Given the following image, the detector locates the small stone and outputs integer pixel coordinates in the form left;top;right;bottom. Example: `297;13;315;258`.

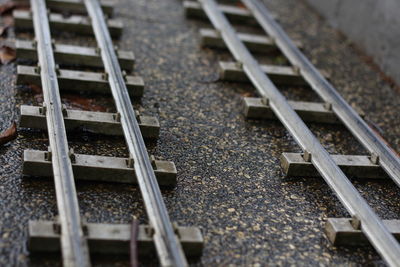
325;133;333;142
237;231;245;239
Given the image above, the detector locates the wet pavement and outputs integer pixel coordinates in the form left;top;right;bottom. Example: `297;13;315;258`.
0;0;399;266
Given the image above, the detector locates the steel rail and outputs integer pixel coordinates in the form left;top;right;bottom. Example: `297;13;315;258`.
30;0;91;266
82;0;188;266
199;0;400;266
243;0;400;187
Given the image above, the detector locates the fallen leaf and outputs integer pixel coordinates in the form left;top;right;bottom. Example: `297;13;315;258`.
0;26;8;36
0;1;16;15
26;85;107;112
0;45;16;64
32;93;106;112
235;2;246;9
240;91;256;97
0;1;29;15
63;94;107;112
0;121;17;145
29;84;42;94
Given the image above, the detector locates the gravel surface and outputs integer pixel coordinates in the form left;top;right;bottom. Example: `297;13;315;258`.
0;0;399;266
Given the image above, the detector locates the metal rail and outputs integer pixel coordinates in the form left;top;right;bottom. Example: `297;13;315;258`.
30;0;90;266
198;0;400;266
82;0;188;266
243;0;400;187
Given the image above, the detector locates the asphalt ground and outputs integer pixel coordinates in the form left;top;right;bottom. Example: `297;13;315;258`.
0;0;399;266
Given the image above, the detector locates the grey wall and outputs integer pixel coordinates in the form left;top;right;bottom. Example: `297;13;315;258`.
305;0;400;85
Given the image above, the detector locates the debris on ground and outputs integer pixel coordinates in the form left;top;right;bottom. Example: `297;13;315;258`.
0;1;16;15
62;94;108;112
0;1;29;36
0;45;15;64
28;84;42;94
0;1;29;15
1;14;15;34
0;122;17;145
27;84;107;112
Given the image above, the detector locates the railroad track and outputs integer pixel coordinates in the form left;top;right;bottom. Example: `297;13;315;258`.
184;0;400;266
16;0;203;266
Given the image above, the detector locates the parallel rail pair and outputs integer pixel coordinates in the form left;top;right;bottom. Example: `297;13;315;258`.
18;0;203;266
184;0;400;266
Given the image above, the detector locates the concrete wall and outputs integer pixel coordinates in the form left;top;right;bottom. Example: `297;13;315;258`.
305;0;400;85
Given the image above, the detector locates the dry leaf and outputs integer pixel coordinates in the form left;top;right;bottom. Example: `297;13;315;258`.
0;1;16;15
240;91;256;97
0;26;8;36
32;92;107;112
63;94;107;112
0;121;17;145
0;1;29;15
236;2;246;9
29;84;42;94
0;45;16;64
32;93;106;112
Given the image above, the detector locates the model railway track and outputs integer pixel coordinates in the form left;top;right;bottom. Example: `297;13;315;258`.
17;0;203;266
184;0;400;266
